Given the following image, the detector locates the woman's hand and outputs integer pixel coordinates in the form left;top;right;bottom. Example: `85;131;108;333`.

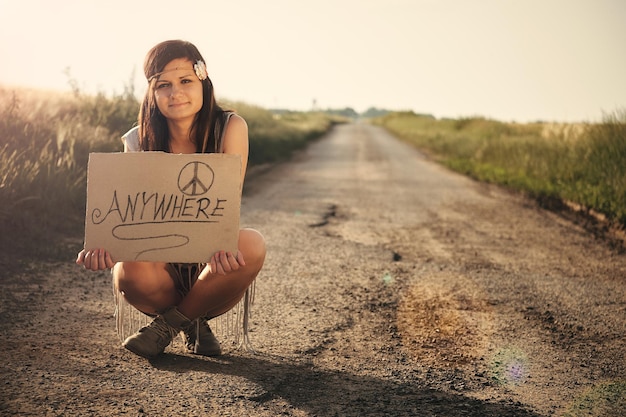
76;248;115;271
210;250;246;275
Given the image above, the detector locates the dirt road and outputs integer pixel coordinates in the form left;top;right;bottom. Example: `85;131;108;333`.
1;122;625;416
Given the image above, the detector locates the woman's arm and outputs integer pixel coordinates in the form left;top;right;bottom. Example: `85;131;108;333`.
211;114;249;274
221;114;249;187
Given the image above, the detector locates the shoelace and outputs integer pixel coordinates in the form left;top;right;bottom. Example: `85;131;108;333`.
146;317;176;341
183;319;215;344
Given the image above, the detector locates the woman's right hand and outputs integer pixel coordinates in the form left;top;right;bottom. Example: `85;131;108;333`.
210;250;245;275
76;248;115;271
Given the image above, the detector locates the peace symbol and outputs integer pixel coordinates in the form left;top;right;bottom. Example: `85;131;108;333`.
177;161;214;196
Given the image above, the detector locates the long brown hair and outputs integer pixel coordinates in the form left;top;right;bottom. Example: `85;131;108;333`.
138;40;228;153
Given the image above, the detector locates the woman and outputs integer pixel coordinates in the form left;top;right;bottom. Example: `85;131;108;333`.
76;40;266;359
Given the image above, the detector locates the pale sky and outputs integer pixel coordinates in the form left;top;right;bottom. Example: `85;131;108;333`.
1;0;625;122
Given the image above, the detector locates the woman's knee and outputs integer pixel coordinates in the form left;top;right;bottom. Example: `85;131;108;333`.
113;261;173;294
239;228;266;266
113;262;178;313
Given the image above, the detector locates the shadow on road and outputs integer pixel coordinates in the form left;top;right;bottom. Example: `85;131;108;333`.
150;352;540;417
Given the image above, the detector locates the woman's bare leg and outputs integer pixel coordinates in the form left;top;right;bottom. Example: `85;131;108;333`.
113;261;181;315
117;228;265;358
113;228;265;319
177;228;266;320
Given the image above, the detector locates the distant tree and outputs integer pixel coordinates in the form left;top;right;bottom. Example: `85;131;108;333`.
361;107;391;118
324;107;359;119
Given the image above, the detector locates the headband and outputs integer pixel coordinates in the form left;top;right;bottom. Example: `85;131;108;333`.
148;59;208;82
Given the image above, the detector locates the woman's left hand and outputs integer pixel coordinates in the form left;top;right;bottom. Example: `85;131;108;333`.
210;250;246;275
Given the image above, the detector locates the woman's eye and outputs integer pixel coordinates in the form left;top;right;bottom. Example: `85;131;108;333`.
181;78;192;84
156;83;170;89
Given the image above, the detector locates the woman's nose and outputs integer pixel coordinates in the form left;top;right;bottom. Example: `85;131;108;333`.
170;83;182;97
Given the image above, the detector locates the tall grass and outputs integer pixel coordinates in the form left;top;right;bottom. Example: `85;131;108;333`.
0;87;338;258
373;111;626;227
0;87;136;256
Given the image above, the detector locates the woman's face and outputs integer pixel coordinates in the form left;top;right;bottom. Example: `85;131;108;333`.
153;58;204;123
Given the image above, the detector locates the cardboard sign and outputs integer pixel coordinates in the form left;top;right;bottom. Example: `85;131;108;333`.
84;152;241;263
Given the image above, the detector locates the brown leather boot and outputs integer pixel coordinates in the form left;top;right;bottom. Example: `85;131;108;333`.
181;317;222;356
123;307;192;359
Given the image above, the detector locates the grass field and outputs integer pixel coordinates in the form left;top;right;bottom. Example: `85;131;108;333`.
373;111;626;229
0;86;341;257
2;84;623;258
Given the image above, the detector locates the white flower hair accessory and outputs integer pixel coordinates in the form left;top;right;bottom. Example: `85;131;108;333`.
194;60;208;81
